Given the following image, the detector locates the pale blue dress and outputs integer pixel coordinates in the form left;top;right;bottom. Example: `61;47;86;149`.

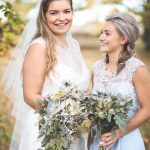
90;56;145;150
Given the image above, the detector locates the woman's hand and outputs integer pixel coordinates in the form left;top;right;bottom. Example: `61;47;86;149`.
99;129;123;150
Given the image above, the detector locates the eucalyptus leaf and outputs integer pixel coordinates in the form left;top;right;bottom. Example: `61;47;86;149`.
114;115;127;130
107;114;112;122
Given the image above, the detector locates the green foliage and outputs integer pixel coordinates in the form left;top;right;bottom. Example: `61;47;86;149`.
99;0;150;50
101;0;121;4
0;0;24;56
37;82;91;150
141;1;150;50
0;103;14;150
140;121;150;150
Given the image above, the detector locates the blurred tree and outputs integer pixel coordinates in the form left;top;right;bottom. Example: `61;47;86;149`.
101;0;121;4
15;0;21;3
87;0;95;7
0;0;24;56
142;0;150;50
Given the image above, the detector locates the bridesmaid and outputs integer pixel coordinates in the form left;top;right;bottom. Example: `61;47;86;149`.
90;12;150;150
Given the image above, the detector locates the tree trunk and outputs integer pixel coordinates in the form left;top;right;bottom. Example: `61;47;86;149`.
143;0;150;50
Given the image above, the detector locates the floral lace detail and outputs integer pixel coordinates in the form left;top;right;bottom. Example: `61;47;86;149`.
92;56;146;117
56;38;83;74
31;37;83;75
92;57;145;94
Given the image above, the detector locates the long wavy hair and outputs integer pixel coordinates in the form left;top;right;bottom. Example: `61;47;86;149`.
33;0;73;75
105;13;140;74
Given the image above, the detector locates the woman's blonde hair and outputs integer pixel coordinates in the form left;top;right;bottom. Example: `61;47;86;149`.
33;0;73;75
105;13;140;74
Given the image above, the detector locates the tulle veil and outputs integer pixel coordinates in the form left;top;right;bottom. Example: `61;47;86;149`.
1;1;41;149
1;0;75;149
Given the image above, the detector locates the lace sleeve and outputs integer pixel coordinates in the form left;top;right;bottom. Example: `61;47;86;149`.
127;57;146;73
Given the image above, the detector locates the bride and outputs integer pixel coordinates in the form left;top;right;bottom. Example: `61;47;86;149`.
2;0;89;149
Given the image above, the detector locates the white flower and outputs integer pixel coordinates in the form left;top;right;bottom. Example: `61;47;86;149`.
109;109;115;115
120;101;125;106
120;108;125;113
68;101;81;115
98;112;105;118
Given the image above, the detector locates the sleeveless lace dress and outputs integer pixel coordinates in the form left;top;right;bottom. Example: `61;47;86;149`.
15;36;90;150
90;57;145;150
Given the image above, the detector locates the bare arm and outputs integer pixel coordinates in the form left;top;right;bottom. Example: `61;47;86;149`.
100;67;150;149
113;67;150;137
22;43;47;110
87;71;93;92
120;67;150;134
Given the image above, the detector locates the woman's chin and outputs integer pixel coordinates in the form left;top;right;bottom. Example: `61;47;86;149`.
100;49;108;53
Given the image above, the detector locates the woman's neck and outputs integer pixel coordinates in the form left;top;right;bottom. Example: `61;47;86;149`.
105;56;118;74
107;47;123;65
55;34;66;41
107;54;119;65
54;35;68;49
107;49;122;65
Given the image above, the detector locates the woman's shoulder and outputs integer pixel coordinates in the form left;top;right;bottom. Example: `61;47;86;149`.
26;37;46;57
30;36;46;48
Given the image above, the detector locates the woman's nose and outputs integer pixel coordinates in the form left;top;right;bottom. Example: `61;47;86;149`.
58;13;65;21
99;33;105;41
99;34;103;41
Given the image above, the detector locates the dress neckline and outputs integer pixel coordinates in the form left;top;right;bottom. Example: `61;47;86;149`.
56;37;70;51
101;58;117;76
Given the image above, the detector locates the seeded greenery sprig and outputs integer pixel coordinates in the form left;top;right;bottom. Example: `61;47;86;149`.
36;82;133;150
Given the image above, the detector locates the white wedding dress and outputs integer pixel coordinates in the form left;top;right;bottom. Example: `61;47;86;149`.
90;56;145;150
10;36;89;150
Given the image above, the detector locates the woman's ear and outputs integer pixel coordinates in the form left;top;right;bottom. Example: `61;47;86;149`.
121;36;128;45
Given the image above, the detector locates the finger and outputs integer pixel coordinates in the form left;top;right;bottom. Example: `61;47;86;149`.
107;143;114;150
100;136;107;141
105;137;113;143
99;137;114;148
100;135;113;142
104;139;114;147
101;132;112;138
99;141;106;146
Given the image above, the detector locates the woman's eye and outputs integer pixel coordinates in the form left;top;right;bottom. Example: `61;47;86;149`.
66;10;71;13
106;32;110;35
100;31;110;37
64;10;72;14
49;12;58;15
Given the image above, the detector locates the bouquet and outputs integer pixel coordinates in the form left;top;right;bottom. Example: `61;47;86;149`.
84;91;133;137
37;82;91;150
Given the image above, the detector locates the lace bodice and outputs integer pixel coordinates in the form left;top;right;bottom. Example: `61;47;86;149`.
92;57;145;117
56;38;83;74
30;36;90;95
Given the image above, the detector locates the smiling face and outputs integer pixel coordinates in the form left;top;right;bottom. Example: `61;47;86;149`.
99;21;126;55
45;0;73;36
